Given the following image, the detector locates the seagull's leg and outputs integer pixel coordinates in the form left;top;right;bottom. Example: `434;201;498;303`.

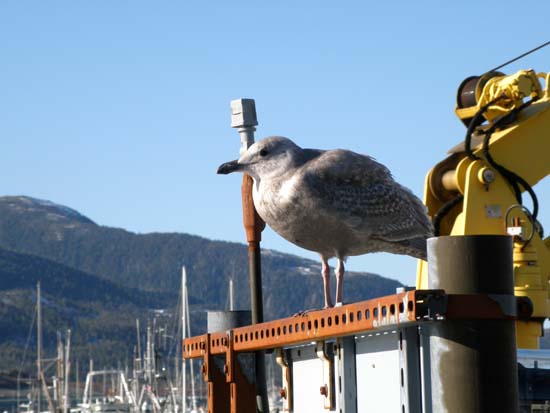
335;258;345;306
321;256;333;308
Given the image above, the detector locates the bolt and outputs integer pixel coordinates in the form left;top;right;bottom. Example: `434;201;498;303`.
279;388;287;399
320;385;328;396
480;168;496;184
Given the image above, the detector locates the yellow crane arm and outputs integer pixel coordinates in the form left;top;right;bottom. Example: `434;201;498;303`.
417;70;550;349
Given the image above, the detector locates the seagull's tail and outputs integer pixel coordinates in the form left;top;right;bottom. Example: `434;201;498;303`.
395;237;428;261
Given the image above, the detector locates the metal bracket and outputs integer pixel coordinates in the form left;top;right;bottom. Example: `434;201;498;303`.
315;341;335;410
225;330;235;383
336;337;357;413
276;348;292;412
201;334;230;412
201;333;211;381
414;290;447;320
488;293;518;317
446;293;520;319
224;331;256;413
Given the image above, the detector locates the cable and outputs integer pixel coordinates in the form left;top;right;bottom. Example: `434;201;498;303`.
18;301;37;374
440;42;549;236
464;96;504;160
489;41;550;73
433;194;464;236
466;40;550;157
482;100;538;215
480;98;544;237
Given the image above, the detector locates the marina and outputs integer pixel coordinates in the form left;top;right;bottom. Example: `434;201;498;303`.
1;8;550;410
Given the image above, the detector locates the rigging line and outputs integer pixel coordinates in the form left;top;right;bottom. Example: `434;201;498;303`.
18;301;38;375
489;41;550;73
433;194;464;236
166;288;182;358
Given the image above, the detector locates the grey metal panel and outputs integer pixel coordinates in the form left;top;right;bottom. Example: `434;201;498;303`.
399;327;422;413
289;344;336;412
419;326;432;413
336;336;357;413
355;331;401;412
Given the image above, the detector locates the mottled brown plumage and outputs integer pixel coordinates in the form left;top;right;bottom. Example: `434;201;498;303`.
218;136;433;307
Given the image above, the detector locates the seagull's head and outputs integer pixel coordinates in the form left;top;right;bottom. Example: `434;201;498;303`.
217;136;301;181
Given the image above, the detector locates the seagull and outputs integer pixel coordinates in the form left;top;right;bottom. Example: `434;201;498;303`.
217;136;433;308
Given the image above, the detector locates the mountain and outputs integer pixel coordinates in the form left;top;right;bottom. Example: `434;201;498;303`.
0;196;401;316
0;247;167;372
0;196;402;373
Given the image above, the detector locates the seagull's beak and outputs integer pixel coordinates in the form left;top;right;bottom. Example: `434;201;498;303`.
217;159;241;175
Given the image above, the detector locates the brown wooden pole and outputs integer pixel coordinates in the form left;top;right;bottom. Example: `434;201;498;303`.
241;174;266;323
241;173;269;412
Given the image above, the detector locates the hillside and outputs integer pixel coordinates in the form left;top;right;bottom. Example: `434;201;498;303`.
0;196;402;373
0;196;401;317
0;247;168;372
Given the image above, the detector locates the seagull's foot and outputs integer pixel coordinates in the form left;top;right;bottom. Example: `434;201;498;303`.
293;307;327;317
292;309;311;317
334;302;344;308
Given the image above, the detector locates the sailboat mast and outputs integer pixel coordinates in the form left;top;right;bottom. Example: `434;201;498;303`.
64;329;71;413
229;278;234;311
57;332;63;405
37;281;42;413
181;266;187;413
76;360;80;402
185;274;197;412
146;323;156;385
136;319;142;372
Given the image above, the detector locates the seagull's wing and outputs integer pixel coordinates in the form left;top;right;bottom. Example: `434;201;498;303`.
301;149;433;241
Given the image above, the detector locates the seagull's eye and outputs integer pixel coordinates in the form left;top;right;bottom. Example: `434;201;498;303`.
259;149;269;157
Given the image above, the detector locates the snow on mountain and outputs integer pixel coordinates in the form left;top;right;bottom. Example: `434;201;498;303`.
1;195;96;225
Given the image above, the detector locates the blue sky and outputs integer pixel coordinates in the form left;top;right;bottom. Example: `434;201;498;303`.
1;1;549;286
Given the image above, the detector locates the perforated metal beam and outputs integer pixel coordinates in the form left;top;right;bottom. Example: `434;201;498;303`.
183;289;520;360
184;290;445;359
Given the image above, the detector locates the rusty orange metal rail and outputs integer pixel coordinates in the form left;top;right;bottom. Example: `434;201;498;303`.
183;289;521;413
183;289;519;359
183;289;449;359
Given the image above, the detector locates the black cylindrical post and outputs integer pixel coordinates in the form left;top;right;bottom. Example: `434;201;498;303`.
425;235;519;412
248;243;264;324
207;310;252;333
248;243;269;412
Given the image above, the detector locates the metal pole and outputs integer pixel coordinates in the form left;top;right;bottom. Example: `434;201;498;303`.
37;282;42;413
64;330;71;413
230;98;269;412
425;235;519;412
229;278;234;311
89;359;93;404
185;282;197;412
57;331;63;405
76;361;80;403
181;266;187;413
136;319;142;372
